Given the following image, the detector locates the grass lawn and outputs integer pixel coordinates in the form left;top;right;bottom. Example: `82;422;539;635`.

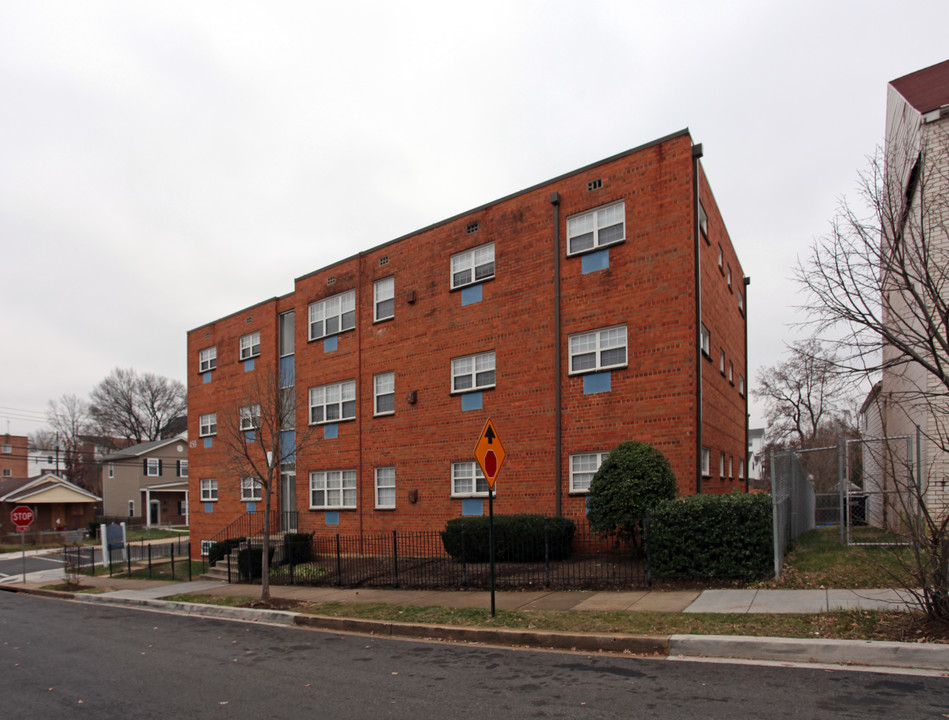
757;526;914;589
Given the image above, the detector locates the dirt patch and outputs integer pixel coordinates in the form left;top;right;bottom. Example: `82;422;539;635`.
243;597;308;612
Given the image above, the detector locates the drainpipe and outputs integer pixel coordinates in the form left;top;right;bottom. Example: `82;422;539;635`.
744;276;751;494
357;253;364;547
551;191;563;516
692;143;704;494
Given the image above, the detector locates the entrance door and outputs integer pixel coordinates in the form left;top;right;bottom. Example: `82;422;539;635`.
280;470;297;532
149;500;160;526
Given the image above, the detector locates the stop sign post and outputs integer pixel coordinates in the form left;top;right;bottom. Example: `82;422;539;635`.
10;505;34;584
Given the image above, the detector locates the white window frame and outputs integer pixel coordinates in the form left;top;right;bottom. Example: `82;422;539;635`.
700;324;710;357
200;540;213;557
450;242;495;290
200;478;218;502
718;244;724;271
374;372;395;416
570;451;610;494
720;349;726;375
727;264;733;290
739;375;745;397
128;500;135;517
1;444;11;454
451;461;490;497
240;477;263;501
728;361;734;384
199;346;217;373
146;458;160;477
699;201;709;241
739;459;745;479
720;452;725;477
240;331;260;360
568;325;627;375
239;404;261;431
374;277;395;322
309;469;357;509
308;289;356;341
738;289;744;314
178;460;189;478
375;466;396;509
199;412;217;437
451;351;496;393
309;380;356;424
701;447;710;476
566;201;625;256
729;456;734;479
2;469;11;478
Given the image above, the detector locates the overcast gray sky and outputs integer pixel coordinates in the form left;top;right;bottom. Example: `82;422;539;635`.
2;0;947;438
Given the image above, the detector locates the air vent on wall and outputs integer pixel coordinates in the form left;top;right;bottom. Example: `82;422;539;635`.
379;255;389;266
587;178;603;191
327;276;336;285
466;221;479;234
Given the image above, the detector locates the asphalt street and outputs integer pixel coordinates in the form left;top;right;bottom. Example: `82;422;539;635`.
2;591;947;719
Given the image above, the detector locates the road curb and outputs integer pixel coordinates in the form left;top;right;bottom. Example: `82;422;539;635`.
4;584;947;672
670;634;949;672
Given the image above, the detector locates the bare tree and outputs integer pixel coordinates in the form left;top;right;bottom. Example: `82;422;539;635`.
754;338;856;447
796;130;949;620
216;368;315;602
89;368;186;447
46;394;92;488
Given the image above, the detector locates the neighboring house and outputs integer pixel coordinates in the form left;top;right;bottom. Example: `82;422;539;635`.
0;473;100;533
100;434;190;527
875;59;949;520
1;434;29;480
188;130;749;552
747;428;765;482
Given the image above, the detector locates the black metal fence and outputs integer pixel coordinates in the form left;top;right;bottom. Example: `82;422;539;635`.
63;538;195;581
229;523;649;590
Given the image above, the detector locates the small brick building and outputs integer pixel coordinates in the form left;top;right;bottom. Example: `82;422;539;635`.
187;130;748;552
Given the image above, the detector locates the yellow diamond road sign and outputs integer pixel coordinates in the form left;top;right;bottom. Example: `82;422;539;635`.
474;418;506;489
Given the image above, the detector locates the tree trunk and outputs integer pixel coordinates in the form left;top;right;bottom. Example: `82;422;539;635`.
261;483;271;601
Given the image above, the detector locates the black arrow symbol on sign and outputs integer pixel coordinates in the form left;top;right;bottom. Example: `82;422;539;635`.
485;426;496;444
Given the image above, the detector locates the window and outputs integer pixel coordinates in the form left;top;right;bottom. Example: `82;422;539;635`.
451;351;495;393
700;324;710;357
241;477;263;501
719;452;725;478
1;444;11;454
146;458;161;477
374;372;395;416
239;404;261;431
128;500;134;517
177;460;189;478
567;201;625;255
199;346;217;372
451;461;489;497
569;325;627;374
309;469;357;509
200;478;218;502
727;265;733;290
240;331;260;360
739;375;745;396
699;202;709;242
200;540;213;556
738;290;744;315
728;361;734;384
375;466;396;508
2;469;10;478
717;245;724;272
279;311;295;357
178;499;188;516
739;459;745;479
701;448;710;476
374;277;395;321
719;349;726;375
308;289;356;340
450;242;495;289
309;380;356;424
570;451;610;493
199;412;217;437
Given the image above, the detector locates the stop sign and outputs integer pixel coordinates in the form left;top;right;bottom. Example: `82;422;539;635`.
11;505;34;531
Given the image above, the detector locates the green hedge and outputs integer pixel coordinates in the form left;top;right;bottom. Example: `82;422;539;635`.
284;532;315;565
441;515;576;563
237;545;276;581
208;537;245;566
649;492;773;581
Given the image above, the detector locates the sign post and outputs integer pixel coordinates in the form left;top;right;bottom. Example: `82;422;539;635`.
11;505;35;584
474;419;506;617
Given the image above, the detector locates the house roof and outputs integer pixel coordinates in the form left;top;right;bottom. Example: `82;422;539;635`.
101;434;187;461
890;58;949;114
0;472;101;503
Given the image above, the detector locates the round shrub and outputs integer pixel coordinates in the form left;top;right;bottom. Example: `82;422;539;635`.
586;441;677;541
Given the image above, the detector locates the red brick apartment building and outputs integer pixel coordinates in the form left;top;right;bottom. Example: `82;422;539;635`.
187;129;748;552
